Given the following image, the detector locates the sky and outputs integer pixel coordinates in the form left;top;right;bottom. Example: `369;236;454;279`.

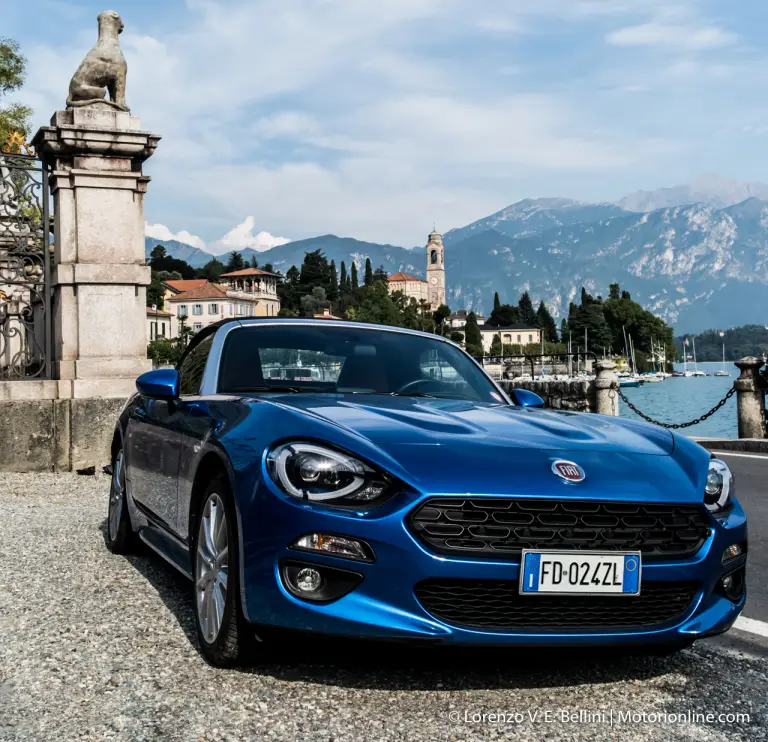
6;0;768;252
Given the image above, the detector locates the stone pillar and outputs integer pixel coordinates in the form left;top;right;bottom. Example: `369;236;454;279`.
594;359;619;416
32;108;160;398
734;357;766;439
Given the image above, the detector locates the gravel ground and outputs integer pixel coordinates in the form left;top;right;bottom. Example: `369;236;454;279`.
1;472;767;742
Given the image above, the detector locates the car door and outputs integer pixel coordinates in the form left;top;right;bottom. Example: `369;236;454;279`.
125;336;215;534
124;389;184;533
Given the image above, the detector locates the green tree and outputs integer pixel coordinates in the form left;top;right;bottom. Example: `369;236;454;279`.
150;245;167;261
148;247;197;279
490;333;503;356
299;249;330;295
450;331;464;344
278;264;301;314
493;292;501;313
355;280;403;326
328;259;339;301
249;255;259;269
433;304;451;335
464;312;483;357
518;291;536;326
609;283;620;300
488;302;520;327
339;261;348;294
351;262;359;290
199;258;225;282
560;318;569;343
372;265;388;283
300;286;330;317
147;338;183;367
0;38;32;149
364;258;373;286
225;251;245;273
535;300;558;342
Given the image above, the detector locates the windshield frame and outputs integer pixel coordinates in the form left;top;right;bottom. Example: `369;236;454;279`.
200;319;512;405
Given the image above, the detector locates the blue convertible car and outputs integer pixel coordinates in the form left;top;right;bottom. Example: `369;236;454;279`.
106;319;747;666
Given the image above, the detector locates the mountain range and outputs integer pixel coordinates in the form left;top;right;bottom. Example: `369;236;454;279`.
146;176;768;334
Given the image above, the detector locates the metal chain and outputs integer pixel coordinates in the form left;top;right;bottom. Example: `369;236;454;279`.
613;383;736;430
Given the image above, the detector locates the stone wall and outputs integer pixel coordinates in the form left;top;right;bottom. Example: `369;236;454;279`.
0;395;122;472
500;379;596;413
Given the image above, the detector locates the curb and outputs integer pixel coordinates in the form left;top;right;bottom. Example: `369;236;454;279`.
692;437;768;454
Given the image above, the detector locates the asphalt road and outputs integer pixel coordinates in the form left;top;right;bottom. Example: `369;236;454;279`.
711;452;768;625
1;470;767;742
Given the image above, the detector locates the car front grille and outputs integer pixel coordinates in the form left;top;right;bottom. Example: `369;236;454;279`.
409;498;710;560
414;579;698;631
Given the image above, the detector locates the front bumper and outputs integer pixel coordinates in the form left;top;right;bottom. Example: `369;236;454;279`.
237;483;748;646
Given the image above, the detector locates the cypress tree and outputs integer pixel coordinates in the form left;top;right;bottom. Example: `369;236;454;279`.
518;291;536;326
351;262;359;289
339;261;348;293
328;260;339;300
364;257;373;286
493;292;501;313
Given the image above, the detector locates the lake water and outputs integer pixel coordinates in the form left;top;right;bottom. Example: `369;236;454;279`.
618;362;739;439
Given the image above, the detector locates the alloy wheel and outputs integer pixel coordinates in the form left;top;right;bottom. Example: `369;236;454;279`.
196;493;229;644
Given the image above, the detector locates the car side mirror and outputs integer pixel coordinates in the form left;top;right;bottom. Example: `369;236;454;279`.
136;368;180;400
510;388;545;408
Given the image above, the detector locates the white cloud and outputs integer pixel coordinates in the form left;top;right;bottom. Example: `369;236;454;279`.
208;217;291;255
13;0;757;246
144;222;207;249
607;22;737;51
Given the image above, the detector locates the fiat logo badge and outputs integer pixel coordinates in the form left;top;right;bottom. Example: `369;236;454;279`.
552;460;585;483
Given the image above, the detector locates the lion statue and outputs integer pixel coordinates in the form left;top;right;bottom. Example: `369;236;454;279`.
66;10;129;112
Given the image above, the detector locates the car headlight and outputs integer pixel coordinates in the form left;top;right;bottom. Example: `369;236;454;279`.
704;458;733;513
266;442;394;506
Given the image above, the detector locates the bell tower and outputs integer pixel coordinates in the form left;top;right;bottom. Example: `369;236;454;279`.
425;229;446;309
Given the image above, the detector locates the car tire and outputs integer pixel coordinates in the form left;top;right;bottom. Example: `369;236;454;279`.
105;448;138;554
192;476;255;667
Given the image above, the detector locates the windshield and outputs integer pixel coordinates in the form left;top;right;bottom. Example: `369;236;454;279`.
217;324;506;404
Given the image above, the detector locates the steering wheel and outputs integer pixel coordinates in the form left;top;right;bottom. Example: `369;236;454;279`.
394;378;443;394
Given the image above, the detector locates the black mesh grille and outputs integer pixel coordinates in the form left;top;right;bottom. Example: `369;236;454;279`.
409;498;710;560
414;579;698;631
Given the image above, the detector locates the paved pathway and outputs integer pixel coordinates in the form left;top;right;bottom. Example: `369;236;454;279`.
0;471;766;742
708;451;768;652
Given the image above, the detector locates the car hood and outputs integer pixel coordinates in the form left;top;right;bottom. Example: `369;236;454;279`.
260;394;674;456
231;394;711;501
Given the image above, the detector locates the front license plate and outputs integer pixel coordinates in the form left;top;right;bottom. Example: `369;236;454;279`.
519;550;641;595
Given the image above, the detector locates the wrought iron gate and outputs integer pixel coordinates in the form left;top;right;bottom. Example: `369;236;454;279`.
0;146;51;380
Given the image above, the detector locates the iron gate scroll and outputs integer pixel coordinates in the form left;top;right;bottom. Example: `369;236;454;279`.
0;148;51;380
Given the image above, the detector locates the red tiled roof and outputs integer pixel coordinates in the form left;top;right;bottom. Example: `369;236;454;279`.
164;279;207;293
220;268;279;278
166;283;228;301
388;272;426;283
313;308;342;319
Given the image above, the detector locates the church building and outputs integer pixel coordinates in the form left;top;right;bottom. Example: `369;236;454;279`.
387;229;447;310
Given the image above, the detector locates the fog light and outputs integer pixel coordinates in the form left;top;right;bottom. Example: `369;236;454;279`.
721;567;746;602
292;533;374;562
295;567;323;593
281;560;364;603
722;543;744;563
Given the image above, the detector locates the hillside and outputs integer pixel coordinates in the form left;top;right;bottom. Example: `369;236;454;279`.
146;195;768;334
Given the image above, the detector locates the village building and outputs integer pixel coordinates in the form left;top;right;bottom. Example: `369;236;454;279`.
447;309;485;329
478;324;541;354
146;307;173;341
387;271;429;305
387;229;447;311
158;268;281;338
